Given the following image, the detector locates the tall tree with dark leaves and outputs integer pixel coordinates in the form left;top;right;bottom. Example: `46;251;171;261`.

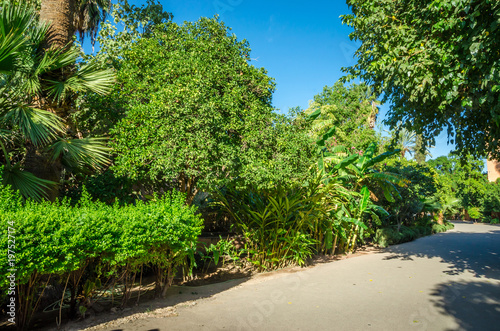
342;0;500;159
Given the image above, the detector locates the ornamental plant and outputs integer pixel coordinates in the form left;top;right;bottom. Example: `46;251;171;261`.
0;185;203;329
109;16;280;204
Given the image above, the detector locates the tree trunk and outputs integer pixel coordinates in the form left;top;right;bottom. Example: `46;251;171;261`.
23;145;61;201
40;0;77;49
415;134;426;164
28;1;78;200
437;212;444;225
464;209;471;221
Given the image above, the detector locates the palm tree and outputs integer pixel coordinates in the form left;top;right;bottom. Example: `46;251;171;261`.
388;123;433;161
39;0;111;49
394;127;417;158
0;2;113;200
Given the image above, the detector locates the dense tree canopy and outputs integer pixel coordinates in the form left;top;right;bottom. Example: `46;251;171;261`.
342;0;500;159
428;154;487;209
109;17;312;203
304;81;379;152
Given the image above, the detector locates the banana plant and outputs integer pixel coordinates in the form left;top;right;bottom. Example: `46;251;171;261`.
333;143;404;203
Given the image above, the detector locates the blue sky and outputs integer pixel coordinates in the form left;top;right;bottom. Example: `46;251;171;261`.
85;0;457;160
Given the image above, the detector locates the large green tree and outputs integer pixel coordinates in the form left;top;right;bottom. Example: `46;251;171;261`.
342;0;500;159
109;17;310;204
428;154;487;209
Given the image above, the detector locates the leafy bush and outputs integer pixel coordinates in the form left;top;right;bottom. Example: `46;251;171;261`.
374;226;416;248
0;186;202;329
379;159;440;229
480;182;500;218
432;222;455;233
374;221;453;248
491;218;499;225
216;184;321;270
467;207;483;220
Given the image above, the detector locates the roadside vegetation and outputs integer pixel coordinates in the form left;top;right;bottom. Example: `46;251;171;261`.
1;0;499;329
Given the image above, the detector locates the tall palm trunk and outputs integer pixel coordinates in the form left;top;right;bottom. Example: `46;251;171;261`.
29;0;78;200
40;0;77;49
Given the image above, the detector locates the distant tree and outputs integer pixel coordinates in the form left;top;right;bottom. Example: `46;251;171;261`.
414;135;426;164
304;81;379;152
428;154;487;210
342;0;500;159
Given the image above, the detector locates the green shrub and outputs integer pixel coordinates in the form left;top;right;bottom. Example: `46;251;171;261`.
491;218;499;224
0;186;203;328
374;227;401;247
467;207;483;220
432;221;455;233
216;184;322;270
374;221;453;248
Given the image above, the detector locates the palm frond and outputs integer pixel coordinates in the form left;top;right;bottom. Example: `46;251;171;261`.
0;128;13;144
2;105;65;146
1;162;56;201
48;137;111;170
0;2;33;72
67;61;115;94
74;0;112;46
45;60;114;101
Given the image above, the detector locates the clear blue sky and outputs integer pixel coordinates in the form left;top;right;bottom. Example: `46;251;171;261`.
86;0;458;160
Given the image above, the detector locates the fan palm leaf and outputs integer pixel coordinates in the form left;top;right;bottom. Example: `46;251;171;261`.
48;137;111;170
1;104;64;146
0;1;37;72
1;162;56;201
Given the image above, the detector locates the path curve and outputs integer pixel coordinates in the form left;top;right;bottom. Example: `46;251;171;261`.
90;222;500;331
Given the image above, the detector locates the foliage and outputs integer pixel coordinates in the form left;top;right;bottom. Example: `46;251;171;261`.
73;0;172;137
235;109;316;192
467;206;482;220
197;237;245;273
428;154;487;210
432;222;455;234
106;16;289;203
216;184;321;270
374;221;454;247
342;0;500;159
304;81;379;152
332;143;403;203
439;195;461;220
378;159;441;229
0;185;203;329
0;1;113;200
480;182;500;217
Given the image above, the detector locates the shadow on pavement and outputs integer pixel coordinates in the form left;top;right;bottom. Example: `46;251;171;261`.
382;224;500;280
429;280;500;331
33;278;248;331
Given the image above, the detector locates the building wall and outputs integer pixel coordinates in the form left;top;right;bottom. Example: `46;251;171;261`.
487;159;500;182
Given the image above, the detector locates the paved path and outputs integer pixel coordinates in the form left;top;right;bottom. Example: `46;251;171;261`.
99;222;500;331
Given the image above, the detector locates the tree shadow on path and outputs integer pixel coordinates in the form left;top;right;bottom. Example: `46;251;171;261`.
429;280;500;331
382;223;500;280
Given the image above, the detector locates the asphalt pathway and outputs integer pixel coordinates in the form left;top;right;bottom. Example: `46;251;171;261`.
100;222;500;331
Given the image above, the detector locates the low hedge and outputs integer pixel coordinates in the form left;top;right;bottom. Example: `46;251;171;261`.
374;222;454;248
0;186;203;329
